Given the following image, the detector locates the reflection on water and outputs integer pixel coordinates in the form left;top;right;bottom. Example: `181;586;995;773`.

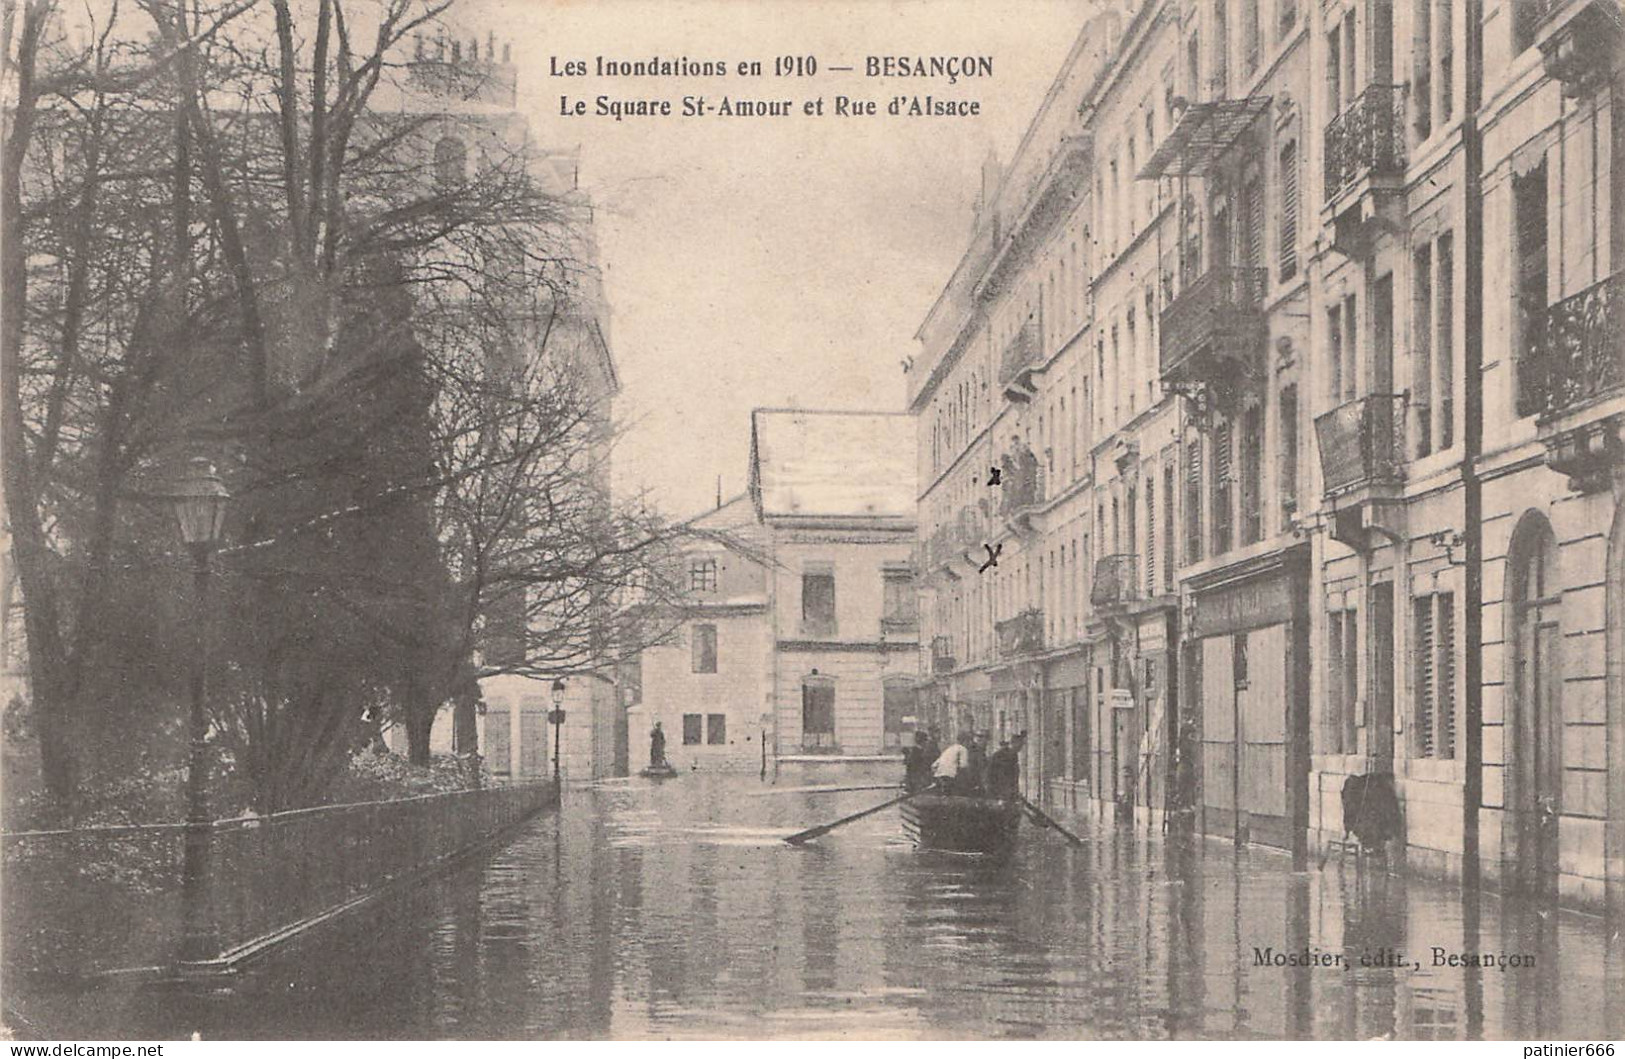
9;773;1622;1039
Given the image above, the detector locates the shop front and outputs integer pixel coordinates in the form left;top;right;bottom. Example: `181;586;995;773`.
1183;546;1312;865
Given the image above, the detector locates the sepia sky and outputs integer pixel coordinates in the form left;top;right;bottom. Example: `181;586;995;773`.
474;0;1091;519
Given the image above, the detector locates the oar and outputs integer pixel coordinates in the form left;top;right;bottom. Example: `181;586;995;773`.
783;792;916;846
754;784;902;797
1019;796;1087;847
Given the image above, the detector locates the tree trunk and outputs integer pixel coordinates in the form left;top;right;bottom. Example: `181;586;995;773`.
403;673;435;766
452;698;478;757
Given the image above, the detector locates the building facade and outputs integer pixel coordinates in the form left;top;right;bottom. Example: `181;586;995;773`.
629;494;773;773
909;0;1622;911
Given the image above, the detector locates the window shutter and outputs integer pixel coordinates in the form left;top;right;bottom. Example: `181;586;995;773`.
1437;593;1456;759
1145;475;1157;594
1279;143;1298;281
1414;596;1436;757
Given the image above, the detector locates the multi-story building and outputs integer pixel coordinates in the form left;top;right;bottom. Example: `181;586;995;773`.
632;409;919;776
628;493;772;773
751;409;921;771
910;0;1622;912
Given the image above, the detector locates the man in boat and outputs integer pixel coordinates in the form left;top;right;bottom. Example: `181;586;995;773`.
931;737;971;794
987;732;1026;800
903;729;935;792
650;721;667;768
965;732;990;794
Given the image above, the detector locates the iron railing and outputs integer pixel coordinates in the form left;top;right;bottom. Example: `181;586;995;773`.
995;608;1044;658
1523;272;1623;419
2;783;555;979
1314;393;1408;494
1159;267;1268;379
1323;83;1407;201
1090;553;1140;607
998;319;1041;386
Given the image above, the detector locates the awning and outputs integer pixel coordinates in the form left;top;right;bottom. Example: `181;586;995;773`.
1137;96;1273;179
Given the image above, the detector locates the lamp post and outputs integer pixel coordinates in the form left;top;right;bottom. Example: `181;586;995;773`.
169;457;229;962
549;678;566;787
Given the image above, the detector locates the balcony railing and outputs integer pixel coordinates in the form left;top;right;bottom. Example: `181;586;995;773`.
1323;83;1407;202
1090;553;1140;607
995;608;1044;659
931;635;957;675
1314;393;1407;495
1521;273;1622;420
1160;267;1268;386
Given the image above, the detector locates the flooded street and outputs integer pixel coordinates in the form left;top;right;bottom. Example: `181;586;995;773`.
14;772;1624;1040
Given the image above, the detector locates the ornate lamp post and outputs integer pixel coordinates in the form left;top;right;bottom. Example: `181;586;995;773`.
549;678;566;787
168;457;229;962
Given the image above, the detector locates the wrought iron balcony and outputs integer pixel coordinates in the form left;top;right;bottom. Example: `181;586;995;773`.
1090;553;1140;608
1314;393;1407;495
1323;83;1406;202
1159;267;1268;389
995;608;1044;659
1524;272;1623;420
931;635;957;675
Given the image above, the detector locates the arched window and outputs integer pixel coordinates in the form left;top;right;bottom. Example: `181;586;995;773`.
434;136;467;188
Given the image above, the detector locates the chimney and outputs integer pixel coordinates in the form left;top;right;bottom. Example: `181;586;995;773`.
716;476;723;510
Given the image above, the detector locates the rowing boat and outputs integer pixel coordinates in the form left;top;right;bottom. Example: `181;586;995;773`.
899;792;1021;855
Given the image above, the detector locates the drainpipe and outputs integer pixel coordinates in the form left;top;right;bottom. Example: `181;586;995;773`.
1461;0;1485;904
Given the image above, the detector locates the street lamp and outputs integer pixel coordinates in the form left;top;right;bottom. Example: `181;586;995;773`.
168;457;229;962
549;678;566;787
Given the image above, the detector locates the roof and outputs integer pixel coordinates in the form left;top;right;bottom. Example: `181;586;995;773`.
748;410;917;522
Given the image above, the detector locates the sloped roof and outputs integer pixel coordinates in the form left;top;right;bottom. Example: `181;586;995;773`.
749;410;916;522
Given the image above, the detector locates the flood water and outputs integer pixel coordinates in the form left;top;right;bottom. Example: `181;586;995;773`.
11;772;1624;1039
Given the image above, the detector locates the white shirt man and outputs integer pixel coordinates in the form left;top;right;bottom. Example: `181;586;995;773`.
932;741;969;780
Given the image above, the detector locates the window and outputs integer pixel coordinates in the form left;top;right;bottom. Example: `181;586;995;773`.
691;623;717;673
1278;0;1297;39
1514;161;1549;418
1212;0;1229;95
707;713;727;745
1327;610;1359;754
1244;0;1261;75
1413;242;1435;457
1278;142;1299;282
1413;0;1433;141
1240;405;1263;545
1162;463;1177;592
883;568;917;629
1412;592;1457;760
883;682;913;749
434;136;467;187
690;557;718;592
1233;633;1250;689
1212;421;1233;556
683;714;703;745
1512;0;1540;54
1184;438;1204;564
1437;0;1454;123
1437;232;1454;448
802;682;836;749
802;570;836;635
1278;385;1299;530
